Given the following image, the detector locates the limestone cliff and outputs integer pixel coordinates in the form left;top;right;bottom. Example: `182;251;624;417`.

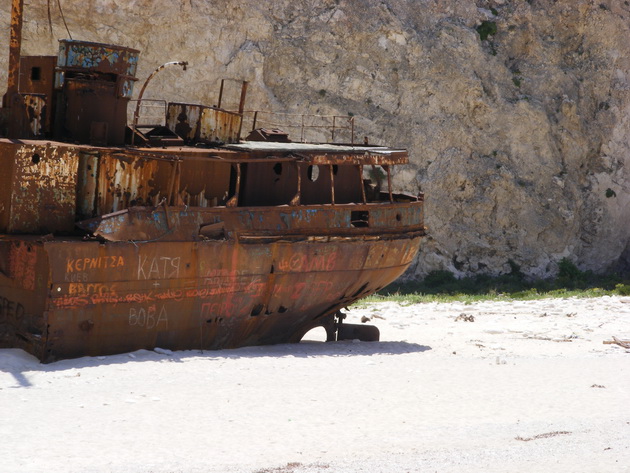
2;0;629;278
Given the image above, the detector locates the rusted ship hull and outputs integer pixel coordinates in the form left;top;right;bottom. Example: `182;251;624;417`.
0;135;424;362
1;232;421;362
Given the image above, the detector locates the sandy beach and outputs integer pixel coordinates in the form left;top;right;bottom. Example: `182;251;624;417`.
1;296;629;472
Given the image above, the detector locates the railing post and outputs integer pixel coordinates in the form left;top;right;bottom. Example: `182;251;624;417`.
217;79;225;109
238;81;248;114
350;116;355;145
252;111;258;131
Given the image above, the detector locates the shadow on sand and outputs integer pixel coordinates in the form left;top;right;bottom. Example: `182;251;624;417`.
0;340;431;387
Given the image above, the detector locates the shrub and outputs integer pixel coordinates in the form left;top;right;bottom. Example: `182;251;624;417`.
423;270;457;288
615;284;630;296
477;21;497;41
558;258;583;281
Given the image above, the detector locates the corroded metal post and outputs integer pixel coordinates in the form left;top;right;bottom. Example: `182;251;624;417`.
237;81;248;139
217;79;225;109
238;81;248;114
3;0;24;108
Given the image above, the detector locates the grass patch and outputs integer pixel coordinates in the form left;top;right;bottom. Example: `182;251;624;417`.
356;258;629;305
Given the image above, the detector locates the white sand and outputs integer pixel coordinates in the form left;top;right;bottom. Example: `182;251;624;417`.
1;296;629;472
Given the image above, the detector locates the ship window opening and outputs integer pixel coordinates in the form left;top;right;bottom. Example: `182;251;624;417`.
273;163;283;175
332;164;339;175
396;213;402;221
307;165;319;182
31;153;41;164
250;304;264;317
31;67;41;81
350;210;369;228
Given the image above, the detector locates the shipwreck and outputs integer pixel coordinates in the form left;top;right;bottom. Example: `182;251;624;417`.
0;0;425;362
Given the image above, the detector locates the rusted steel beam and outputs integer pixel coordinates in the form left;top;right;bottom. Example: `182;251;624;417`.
3;0;23;108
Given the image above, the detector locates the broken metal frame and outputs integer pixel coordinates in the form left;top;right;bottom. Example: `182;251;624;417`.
248;110;355;144
132;61;188;145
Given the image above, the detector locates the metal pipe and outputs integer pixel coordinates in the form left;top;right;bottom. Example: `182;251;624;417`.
3;0;24;108
227;163;241;207
132;60;187;145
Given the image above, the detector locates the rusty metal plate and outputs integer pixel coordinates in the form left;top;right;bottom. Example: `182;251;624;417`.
167;102;242;144
0;140;79;233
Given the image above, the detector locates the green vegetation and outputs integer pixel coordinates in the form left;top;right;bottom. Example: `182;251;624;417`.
356;258;629;305
512;76;522;87
477;21;497;41
606;188;616;198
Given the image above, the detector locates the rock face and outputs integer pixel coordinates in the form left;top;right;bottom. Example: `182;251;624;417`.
1;0;629;278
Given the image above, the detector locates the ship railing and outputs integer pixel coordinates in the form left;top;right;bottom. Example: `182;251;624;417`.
128;99;168;128
242;110;355;144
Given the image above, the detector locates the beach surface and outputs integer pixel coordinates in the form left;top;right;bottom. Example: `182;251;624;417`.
1;296;629;472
